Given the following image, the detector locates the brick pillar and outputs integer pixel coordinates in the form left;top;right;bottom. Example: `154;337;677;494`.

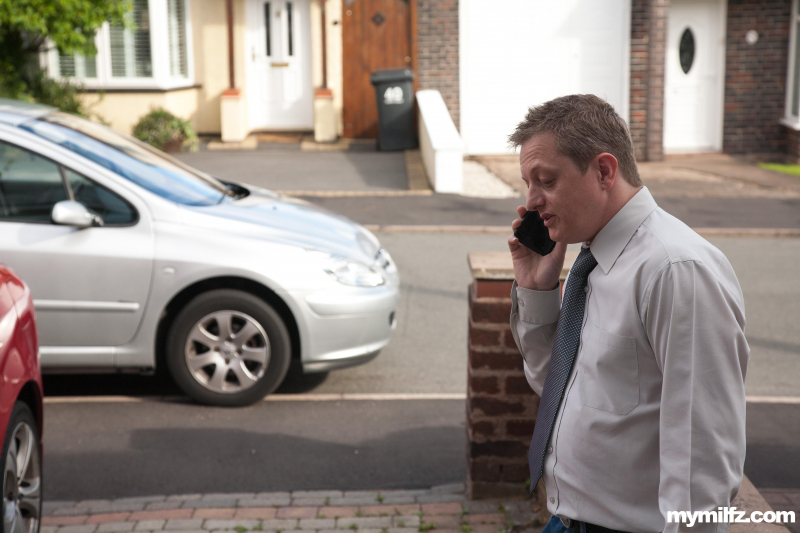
466;276;538;500
645;0;669;162
465;253;573;504
629;0;669;162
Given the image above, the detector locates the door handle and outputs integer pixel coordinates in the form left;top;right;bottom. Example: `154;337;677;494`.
252;47;256;62
271;62;289;67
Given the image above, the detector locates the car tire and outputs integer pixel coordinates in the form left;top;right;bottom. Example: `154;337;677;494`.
1;401;41;533
166;289;292;407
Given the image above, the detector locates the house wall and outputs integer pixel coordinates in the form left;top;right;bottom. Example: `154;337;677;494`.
723;0;792;154
79;89;202;135
191;0;229;134
417;0;460;129
77;0;247;136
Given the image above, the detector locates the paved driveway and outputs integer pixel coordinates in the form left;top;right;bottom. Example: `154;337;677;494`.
173;145;408;192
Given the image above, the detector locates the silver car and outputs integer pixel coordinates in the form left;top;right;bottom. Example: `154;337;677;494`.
0;99;400;406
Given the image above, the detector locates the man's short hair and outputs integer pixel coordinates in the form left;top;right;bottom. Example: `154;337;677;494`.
508;94;642;187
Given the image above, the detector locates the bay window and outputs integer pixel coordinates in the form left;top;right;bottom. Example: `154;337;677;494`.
46;0;193;90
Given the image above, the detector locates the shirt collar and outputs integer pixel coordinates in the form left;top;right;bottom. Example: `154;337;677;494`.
588;186;658;274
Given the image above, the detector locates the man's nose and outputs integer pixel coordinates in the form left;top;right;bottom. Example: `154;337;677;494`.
527;184;544;212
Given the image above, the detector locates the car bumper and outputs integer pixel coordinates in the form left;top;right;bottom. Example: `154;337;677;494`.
296;283;399;373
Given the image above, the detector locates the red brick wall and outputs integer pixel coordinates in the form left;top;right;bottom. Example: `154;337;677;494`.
467;279;540;499
417;0;460;129
724;0;792;154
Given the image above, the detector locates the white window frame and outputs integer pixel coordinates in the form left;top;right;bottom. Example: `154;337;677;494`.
44;0;195;91
782;0;800;129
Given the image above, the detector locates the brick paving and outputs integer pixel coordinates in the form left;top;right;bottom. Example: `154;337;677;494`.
42;485;545;533
43;485;800;533
758;489;800;533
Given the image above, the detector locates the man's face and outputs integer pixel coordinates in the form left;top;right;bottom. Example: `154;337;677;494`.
519;133;607;244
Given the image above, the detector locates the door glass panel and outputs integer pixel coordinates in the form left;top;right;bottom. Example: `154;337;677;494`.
64;169;137;226
0;141;68;222
679;27;695;74
793;21;800;116
287;2;294;56
265;2;272;56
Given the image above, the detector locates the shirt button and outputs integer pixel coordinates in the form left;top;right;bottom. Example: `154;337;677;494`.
547;446;553;453
549;497;555;504
584;286;589;293
519;300;525;307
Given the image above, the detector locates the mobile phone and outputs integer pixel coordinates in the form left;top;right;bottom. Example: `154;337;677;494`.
514;210;556;256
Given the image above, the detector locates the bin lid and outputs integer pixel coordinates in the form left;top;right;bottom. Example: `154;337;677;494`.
370;68;415;84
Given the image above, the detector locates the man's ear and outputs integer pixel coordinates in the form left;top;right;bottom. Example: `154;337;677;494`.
596;153;618;191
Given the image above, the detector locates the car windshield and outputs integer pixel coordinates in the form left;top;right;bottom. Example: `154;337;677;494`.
19;112;227;206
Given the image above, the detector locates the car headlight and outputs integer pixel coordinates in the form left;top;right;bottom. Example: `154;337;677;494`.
306;250;386;287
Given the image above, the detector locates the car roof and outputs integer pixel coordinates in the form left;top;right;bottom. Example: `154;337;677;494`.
0;98;55;126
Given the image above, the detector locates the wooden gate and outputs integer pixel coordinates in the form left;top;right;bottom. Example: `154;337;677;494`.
342;0;413;139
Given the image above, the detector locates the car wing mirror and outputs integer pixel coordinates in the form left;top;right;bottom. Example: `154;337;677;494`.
51;200;104;228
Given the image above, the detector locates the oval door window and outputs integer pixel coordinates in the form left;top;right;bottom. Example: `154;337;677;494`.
679;28;695;74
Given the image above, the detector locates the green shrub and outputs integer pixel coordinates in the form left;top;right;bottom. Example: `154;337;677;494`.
133;108;198;152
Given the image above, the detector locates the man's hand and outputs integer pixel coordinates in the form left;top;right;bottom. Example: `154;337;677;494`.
508;206;567;291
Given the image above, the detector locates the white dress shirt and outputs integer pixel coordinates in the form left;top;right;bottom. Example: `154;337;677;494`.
509;187;749;533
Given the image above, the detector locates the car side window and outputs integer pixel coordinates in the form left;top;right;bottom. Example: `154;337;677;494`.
0;140;69;222
63;169;137;225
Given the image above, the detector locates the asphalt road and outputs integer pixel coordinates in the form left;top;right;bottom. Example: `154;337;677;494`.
42;233;800;500
43;399;466;500
295;195;800;229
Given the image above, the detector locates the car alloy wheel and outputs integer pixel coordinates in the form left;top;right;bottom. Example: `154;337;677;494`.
2;415;40;533
185;310;271;394
167;289;292;406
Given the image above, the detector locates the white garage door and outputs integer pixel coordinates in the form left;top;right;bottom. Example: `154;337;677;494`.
459;0;631;155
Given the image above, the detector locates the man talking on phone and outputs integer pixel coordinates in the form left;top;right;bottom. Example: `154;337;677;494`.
506;95;749;533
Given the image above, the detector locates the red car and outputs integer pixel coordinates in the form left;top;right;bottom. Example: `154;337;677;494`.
0;264;43;533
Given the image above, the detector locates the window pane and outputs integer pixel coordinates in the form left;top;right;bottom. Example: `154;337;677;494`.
168;0;189;77
64;169;136;225
110;0;153;78
58;54;98;79
21;112;227;206
84;55;98;78
0;141;68;222
58;54;76;77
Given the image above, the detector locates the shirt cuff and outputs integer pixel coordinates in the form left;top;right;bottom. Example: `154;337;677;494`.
515;279;561;324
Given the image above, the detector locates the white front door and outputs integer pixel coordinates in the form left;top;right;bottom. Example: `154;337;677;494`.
664;0;726;153
246;0;313;130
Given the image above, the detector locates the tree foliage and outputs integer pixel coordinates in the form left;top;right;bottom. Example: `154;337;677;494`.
0;0;131;109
